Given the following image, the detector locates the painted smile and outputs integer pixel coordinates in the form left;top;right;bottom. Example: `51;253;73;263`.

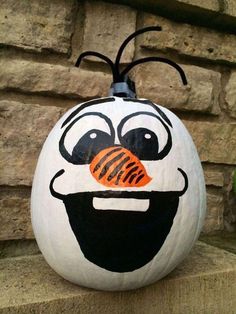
50;168;188;272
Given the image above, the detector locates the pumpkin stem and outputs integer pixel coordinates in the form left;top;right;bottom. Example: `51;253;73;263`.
108;75;136;98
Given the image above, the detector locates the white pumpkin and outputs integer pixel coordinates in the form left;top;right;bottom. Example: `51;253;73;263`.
31;96;206;291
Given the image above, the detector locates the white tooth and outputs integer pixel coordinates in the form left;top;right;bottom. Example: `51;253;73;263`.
93;198;149;212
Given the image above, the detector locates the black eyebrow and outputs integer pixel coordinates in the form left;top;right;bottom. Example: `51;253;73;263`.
61;97;115;128
123;98;173;128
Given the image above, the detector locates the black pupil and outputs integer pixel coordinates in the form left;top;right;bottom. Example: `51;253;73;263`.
121;128;159;160
71;129;113;164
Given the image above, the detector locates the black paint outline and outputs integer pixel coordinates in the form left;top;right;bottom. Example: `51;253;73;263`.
123;98;173;128
61;97;115;129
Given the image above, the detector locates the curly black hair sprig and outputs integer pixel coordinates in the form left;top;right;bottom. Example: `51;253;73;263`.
75;26;187;98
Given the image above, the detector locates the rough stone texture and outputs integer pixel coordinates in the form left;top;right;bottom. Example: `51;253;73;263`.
200;231;236;255
174;0;236;17
204;170;224;187
105;0;236;22
83;1;136;63
225;0;236;18
0;242;235;313
176;0;219;11
224;170;236;232
0;193;33;241
139;13;236;64
0;0;76;54
164;0;236;17
225;71;236;118
203;193;224;233
178;0;236;18
133;63;221;114
104;0;236;35
183;121;236;165
0;240;40;259
180;0;236;17
0;59;111;99
0;100;65;186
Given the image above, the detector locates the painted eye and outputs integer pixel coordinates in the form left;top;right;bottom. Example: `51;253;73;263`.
70;129;113;164
118;112;172;160
59;113;115;164
122;128;159;160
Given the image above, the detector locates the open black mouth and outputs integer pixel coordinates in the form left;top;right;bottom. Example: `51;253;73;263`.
50;169;188;272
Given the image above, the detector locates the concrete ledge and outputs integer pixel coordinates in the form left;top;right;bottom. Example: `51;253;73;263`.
0;242;236;313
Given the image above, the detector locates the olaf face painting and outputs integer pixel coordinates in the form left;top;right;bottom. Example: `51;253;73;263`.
31;97;206;290
31;26;206;291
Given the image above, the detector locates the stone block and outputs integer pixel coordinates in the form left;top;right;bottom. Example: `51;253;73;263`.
139;13;236;64
183;120;236;164
176;0;219;11
204;170;224;187
0;240;39;259
0;192;33;241
133;62;221;114
177;0;236;17
203;193;224;233
222;0;236;18
0;100;65;186
225;71;236;118
0;0;76;54
83;1;136;63
0;242;235;313
0;59;111;99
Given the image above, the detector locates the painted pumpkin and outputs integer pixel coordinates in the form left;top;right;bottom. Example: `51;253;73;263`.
31;27;206;291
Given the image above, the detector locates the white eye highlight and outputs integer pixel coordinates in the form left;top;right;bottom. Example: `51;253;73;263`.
144;133;152;139
90;132;97;139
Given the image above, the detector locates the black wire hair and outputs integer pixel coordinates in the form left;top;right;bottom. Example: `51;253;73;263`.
75;26;187;97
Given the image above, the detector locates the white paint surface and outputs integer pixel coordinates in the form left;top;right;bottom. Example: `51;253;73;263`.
31;97;206;291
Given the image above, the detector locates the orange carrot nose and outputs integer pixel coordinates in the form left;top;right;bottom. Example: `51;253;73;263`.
90;146;151;188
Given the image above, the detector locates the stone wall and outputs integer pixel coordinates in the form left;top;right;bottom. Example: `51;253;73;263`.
0;0;236;241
